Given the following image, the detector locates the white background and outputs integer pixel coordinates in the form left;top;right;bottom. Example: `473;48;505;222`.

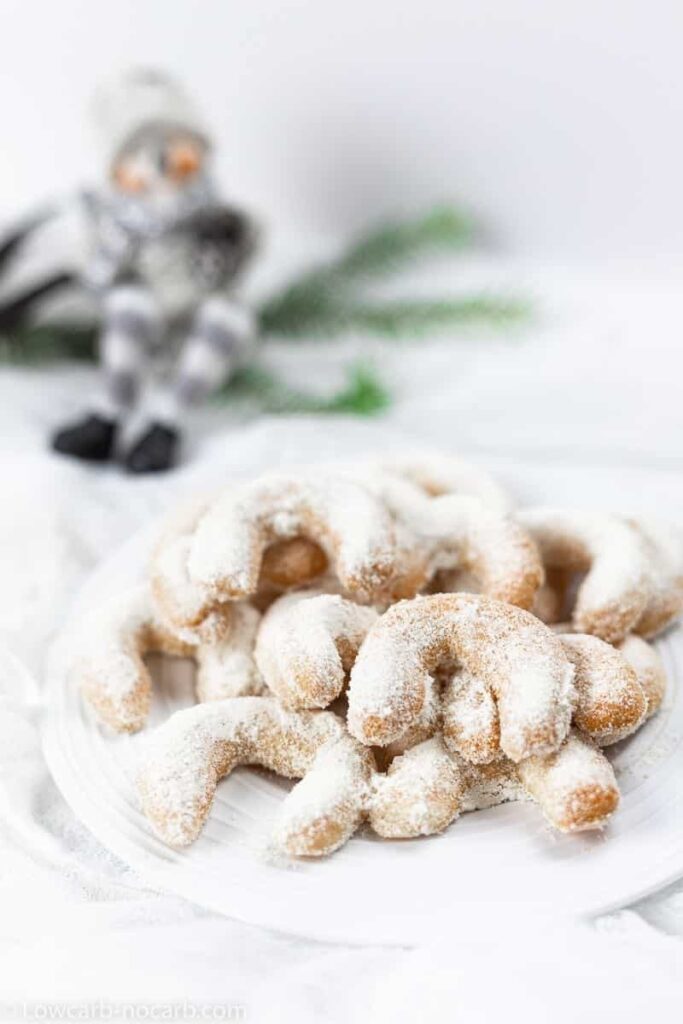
2;0;683;256
1;3;683;1017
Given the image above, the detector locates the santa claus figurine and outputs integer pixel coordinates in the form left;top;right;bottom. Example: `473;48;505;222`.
1;70;257;472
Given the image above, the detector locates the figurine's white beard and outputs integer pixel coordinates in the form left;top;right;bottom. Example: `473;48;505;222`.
142;185;187;219
99;173;216;239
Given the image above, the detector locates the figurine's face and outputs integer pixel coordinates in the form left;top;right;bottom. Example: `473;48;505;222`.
112;131;205;200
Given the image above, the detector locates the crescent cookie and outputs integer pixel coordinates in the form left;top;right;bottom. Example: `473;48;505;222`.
254;589;378;709
631;519;683;638
442;631;651;763
392;634;667;837
363;473;543;608
186;473;399;609
347;593;575;761
557;633;648;745
473;729;620;833
370;730;619;837
513;730;620;831
369;736;463;838
519;508;652;642
73;585;263;733
549;622;668;722
136;697;374;856
370;451;513;512
152;497;328;634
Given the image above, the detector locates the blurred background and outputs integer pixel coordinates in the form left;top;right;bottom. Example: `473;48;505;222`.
0;0;680;526
2;0;683;258
1;3;683;999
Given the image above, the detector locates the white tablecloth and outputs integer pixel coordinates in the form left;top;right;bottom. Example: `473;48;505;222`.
0;258;682;1019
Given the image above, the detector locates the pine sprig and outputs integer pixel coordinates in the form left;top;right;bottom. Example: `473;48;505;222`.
261;294;529;339
335;205;472;279
350;295;530;335
218;361;390;416
258;277;337;338
258;205;477;337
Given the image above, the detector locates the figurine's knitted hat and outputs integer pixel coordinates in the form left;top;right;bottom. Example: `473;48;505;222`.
92;69;211;168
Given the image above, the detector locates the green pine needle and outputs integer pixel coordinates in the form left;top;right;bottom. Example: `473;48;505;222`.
258;277;338;338
346;295;530;336
335;205;473;280
218;361;390;416
257;205;479;338
0;323;97;364
261;294;529;339
321;362;391;414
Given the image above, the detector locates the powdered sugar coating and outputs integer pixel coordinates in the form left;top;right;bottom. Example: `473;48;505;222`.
442;670;500;764
150;495;249;643
72;584;263;732
457;755;522;813
457;730;620;832
379;680;443;768
347;593;575;761
369;450;513;512
558;633;647;745
440;629;652;772
275;735;375;857
631;519;683;638
152;495;330;633
395;629;654;766
350;471;542;607
136;697;373;855
550;622;668;724
369;735;463;837
71;585;194;733
370;728;619;837
517;730;619;832
519;508;652;642
617;634;668;718
195;603;265;702
255;589;378;709
187;473;399;606
424;494;543;608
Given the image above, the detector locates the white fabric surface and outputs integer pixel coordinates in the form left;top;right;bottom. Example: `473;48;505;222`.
1;260;682;1018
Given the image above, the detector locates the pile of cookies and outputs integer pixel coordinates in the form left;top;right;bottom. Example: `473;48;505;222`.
69;452;682;858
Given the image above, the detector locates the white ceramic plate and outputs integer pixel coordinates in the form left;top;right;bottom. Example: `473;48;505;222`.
43;441;683;945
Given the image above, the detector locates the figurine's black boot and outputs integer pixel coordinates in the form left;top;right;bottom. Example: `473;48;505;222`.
124;422;180;474
51;413;118;463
